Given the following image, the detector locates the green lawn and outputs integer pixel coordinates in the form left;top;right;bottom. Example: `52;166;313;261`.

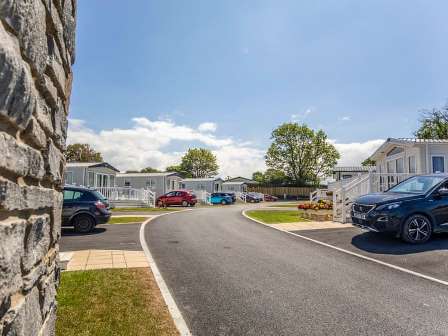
112;207;180;213
108;216;148;224
245;210;308;224
56;269;178;336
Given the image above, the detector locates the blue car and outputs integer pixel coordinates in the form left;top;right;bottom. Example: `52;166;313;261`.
210;193;233;205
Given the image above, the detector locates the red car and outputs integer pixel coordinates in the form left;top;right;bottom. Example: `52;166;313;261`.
157;190;197;207
264;194;278;202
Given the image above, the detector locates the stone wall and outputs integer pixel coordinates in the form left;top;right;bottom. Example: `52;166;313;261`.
0;1;76;335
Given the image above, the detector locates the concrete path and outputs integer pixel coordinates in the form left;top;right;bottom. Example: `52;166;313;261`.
60;222;149;271
145;206;448;336
66;249;149;271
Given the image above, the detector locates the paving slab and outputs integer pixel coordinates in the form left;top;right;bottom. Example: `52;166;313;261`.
66;249;149;271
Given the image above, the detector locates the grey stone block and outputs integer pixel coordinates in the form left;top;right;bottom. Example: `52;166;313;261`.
3;288;42;336
0;132;45;179
44;141;64;183
22;215;51;273
0;179;58;211
0;23;35;129
0;218;26;307
23;117;47;150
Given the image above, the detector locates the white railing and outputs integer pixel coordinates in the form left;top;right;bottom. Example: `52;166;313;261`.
310;189;330;202
191;190;212;205
333;173;415;223
96;187;156;207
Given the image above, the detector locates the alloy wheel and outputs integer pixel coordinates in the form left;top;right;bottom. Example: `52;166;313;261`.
407;217;430;242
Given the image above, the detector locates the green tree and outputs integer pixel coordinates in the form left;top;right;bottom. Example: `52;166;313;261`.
180;148;219;178
265;123;340;186
65;143;103;162
263;168;288;185
140;167;161;173
252;171;264;183
415;104;448;139
361;158;376;167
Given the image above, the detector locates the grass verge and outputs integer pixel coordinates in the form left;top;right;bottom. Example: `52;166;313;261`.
108;216;148;224
56;268;178;336
112;207;180;213
245;210;308;224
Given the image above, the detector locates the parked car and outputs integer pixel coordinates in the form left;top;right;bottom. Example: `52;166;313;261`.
213;192;236;203
245;192;263;203
157;190;197;207
264;194;278;202
210;193;233;205
62;185;111;233
351;174;448;244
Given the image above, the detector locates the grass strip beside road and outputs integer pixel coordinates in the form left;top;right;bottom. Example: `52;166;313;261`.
108;216;148;224
112;207;180;213
245;210;308;224
56;268;178;336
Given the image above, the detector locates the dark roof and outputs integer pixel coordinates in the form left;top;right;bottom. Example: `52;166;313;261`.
67;162;120;172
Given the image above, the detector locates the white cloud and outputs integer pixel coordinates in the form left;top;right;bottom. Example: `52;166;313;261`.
332;139;385;166
291;107;314;122
340;116;351;121
198;122;217;133
67;117;264;177
67;117;384;177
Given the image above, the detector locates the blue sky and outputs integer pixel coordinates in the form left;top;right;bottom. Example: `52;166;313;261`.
68;0;448;175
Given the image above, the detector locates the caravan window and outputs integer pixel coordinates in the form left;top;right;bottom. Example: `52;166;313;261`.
432;156;445;173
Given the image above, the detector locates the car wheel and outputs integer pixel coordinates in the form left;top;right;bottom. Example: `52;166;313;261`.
402;214;432;244
157;201;164;208
73;214;95;233
182;200;188;207
221;200;226;205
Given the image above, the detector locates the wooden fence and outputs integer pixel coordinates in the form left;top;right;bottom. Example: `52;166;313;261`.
247;186;315;199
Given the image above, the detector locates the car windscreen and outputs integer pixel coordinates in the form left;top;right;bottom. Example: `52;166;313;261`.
388;176;445;194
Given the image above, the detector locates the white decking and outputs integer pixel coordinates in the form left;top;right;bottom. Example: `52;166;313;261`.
96;187;156;207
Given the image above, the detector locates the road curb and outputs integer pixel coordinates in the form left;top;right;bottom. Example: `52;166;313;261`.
139;210;193;336
241;209;448;287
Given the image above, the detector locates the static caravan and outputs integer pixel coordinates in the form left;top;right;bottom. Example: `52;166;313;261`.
181;177;223;193
222;181;248;193
115;172;182;198
64;162;119;188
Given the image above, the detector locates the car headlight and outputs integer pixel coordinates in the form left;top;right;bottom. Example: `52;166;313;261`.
377;202;401;211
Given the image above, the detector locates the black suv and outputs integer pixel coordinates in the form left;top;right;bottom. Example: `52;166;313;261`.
352;174;448;244
62;185;111;233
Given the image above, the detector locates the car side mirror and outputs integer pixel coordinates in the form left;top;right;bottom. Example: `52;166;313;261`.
435;188;448;197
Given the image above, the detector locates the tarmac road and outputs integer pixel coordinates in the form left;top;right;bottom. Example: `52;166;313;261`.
145;205;448;335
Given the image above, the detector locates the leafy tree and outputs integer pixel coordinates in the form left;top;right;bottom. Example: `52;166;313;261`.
180;148;219;178
361;158;376;167
125;170;139;173
265;123;340;186
165;165;189;178
415;103;448;139
263;168;288;185
65;143;103;162
140;167;161;173
252;169;288;185
252;171;264;183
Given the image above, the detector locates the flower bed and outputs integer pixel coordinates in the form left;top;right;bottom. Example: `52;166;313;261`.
297;200;333;221
297;200;333;210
